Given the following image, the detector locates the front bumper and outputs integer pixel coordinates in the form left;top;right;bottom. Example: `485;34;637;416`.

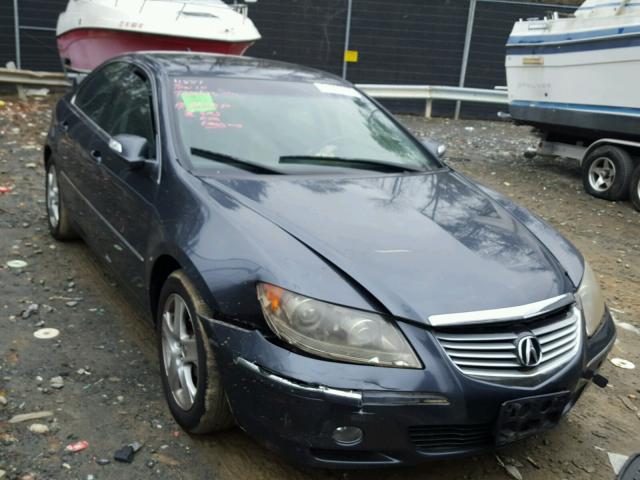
203;311;616;468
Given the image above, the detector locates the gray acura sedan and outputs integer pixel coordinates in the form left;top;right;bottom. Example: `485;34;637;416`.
44;52;616;468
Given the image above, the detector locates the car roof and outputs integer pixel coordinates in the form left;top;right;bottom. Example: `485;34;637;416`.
123;51;347;85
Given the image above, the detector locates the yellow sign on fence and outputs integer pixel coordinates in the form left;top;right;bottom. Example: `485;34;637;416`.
344;50;359;63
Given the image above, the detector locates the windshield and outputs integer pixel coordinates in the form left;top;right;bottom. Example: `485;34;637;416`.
171;76;440;174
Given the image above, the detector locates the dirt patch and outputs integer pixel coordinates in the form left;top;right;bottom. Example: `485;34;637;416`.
0;99;638;480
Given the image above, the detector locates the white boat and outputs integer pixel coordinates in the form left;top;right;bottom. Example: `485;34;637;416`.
506;0;640;140
57;0;261;73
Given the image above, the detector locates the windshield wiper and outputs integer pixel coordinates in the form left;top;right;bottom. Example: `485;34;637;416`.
191;148;283;175
279;155;425;173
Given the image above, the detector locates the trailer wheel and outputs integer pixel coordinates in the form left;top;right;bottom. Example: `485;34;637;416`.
630;164;640;212
582;146;634;201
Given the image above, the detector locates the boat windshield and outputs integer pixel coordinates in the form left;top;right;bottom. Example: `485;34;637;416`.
170;76;440;175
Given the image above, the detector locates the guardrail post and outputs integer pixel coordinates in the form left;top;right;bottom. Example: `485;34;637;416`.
425;99;433;119
455;0;477;120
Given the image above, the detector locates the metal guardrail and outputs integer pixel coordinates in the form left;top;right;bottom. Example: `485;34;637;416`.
357;84;509;119
0;67;70;88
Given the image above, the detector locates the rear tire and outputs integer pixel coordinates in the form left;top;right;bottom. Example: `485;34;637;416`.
630;164;640;212
582;145;634;201
45;159;78;240
157;270;234;434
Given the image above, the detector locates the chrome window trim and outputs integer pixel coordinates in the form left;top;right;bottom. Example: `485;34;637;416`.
428;293;575;327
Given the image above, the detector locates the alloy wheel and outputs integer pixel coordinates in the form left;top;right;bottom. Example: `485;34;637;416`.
161;294;199;410
588;157;616;192
46;165;60;229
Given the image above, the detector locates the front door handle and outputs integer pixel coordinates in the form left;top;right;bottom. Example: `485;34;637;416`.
90;149;102;163
60;121;69;132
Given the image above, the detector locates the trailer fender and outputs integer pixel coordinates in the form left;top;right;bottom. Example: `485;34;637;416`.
582;138;640;165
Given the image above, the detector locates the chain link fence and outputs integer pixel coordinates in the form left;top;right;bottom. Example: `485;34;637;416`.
2;0;578;117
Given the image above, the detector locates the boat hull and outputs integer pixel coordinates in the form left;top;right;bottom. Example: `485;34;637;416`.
506;10;640;140
58;28;254;72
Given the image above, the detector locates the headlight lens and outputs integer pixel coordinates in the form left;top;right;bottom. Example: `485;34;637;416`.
257;283;421;368
576;262;606;337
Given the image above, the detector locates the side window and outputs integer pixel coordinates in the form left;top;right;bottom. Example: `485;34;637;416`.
74;62;130;130
108;70;157;158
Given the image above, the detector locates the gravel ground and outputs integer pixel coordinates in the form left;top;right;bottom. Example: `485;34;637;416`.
0;97;639;480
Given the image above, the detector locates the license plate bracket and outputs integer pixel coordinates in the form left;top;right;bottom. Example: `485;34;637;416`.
495;391;571;446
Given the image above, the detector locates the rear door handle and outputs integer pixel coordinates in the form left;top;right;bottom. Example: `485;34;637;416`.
59;121;69;132
90;149;102;163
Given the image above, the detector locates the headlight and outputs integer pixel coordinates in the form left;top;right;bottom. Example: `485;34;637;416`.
576;262;606;337
257;283;421;368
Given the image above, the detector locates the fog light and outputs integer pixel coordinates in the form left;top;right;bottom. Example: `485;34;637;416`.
332;426;363;446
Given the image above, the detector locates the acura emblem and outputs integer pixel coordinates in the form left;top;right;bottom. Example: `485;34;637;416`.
516;335;542;368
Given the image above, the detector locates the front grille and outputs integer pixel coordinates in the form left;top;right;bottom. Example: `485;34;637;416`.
434;306;582;379
409;424;493;452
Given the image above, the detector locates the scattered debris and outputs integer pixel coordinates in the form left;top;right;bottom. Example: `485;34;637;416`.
8;411;53;423
21;303;39;319
96;458;110;466
114;442;142;463
65;440;89;453
611;358;636;370
526;456;541;469
0;433;18;444
33;327;60;339
28;423;50;434
0;469;5;479
609;452;630;475
0;186;12;194
0;395;7;406
153;453;180;467
50;376;65;389
24;88;49;97
496;455;523;480
615;322;640;335
6;259;28;269
621;396;638;412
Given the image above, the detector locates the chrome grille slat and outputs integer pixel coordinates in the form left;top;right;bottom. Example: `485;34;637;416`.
539;324;577;345
540;340;577;362
532;316;576;335
439;341;515;351
454;359;521;368
541;332;577;354
434;306;582;379
436;332;517;342
448;350;517;360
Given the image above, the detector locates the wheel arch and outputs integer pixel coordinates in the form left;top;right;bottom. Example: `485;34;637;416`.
44;144;52;167
149;254;183;322
582;139;640;166
148;252;221;324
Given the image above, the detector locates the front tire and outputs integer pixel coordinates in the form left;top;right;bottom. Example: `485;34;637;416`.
157;270;234;433
582;146;634;201
630;164;640;212
45;159;77;240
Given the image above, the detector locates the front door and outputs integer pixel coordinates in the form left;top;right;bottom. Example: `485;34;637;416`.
92;66;161;298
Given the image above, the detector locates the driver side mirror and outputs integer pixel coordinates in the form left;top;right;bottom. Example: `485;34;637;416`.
110;134;152;169
421;139;447;159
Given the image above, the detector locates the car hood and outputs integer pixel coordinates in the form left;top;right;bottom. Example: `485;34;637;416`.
201;171;571;324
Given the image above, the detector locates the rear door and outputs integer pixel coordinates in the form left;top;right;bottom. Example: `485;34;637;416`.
59;62;132;255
